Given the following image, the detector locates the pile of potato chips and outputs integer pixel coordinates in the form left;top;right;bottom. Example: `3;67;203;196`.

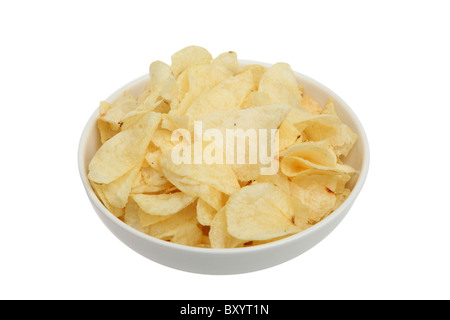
88;46;358;248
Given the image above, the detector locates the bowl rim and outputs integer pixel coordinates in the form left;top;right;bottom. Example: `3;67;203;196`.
78;59;370;255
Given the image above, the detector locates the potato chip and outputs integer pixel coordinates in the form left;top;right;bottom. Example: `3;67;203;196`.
240;64;266;88
301;93;322;114
185;88;236;120
91;181;125;218
258;63;303;110
161;112;190;132
251;234;292;246
125;198;170;228
120;63;177;127
153;100;171;114
97;121;119;144
303;103;358;157
99;95;138;131
291;169;351;194
225;183;303;241
132;192;195;216
119;97;164;130
212;51;239;74
150;128;175;153
149;61;173;93
310;127;355;156
145;148;163;172
147;202;203;246
101;165;140;208
290;172;351;223
282;154;346;177
131;182;171;195
176;69;190;102
162;168;226;210
187;63;232;95
196;198;217;226
321;98;338;116
149;61;178;104
88;112;161;184
117;63;177;131
216;70;256;106
197;104;290;181
209;206;245;248
278;119;303;152
200;103;290;132
281;141;338;167
195;235;212;248
334;188;351;211
99;100;113;114
170;45;213;78
124;199;149;232
186;71;255;119
161;151;240;195
140;165;169;187
280;141;355;177
98;101;120;143
240;91;269;109
185;70;255;120
286;104;319;125
131;162;176;195
254;172;290;195
136;87;152;104
287;99;358;158
174;63;233;116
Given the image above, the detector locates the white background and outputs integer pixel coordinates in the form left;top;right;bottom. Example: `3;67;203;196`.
1;0;449;300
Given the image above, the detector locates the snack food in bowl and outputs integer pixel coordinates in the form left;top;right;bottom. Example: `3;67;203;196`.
78;46;369;274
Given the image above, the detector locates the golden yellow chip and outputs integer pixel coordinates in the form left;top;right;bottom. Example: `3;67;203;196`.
301;93;322;114
278;119;303;152
290;171;351;223
144;149;163;172
101;165;140;209
147;202;203;246
170;45;213;78
99;95;138;131
150;128;175;153
91;181;125;218
88;112;161;184
162;168;226;210
185;70;255;120
240;64;266;87
258;62;303;110
124;199;149;232
174;63;233;116
88;46;358;249
209;206;245;248
303;115;358;157
280;141;355;177
287;98;358;158
196;198;217;226
212;51;239;74
225;183;303;241
132;192;195;216
125;198;170;228
98;101;120;143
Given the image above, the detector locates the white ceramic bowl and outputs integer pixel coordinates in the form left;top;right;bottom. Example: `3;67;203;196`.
78;60;370;275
